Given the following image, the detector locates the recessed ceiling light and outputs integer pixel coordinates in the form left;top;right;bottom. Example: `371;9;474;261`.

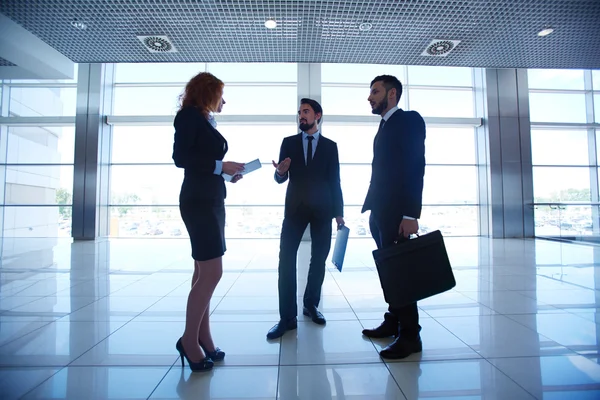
265;19;277;29
537;28;554;37
70;20;87;30
359;22;373;31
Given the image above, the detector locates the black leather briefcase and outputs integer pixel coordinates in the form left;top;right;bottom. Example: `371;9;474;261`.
372;230;456;308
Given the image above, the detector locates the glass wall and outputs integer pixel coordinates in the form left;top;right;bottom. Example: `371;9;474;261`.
108;63;480;238
0;66;77;238
529;69;599;237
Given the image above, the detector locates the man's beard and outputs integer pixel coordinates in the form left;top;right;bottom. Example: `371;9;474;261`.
299;121;316;131
371;97;388;115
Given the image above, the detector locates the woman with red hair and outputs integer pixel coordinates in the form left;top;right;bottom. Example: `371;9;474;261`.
172;72;245;372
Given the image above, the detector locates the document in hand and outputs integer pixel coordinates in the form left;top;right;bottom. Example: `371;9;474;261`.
222;158;262;181
332;226;350;272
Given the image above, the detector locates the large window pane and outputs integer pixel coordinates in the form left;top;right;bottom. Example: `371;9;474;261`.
529;93;587;123
220;124;298;164
3;205;71;238
528;69;585;90
6;126;74;164
322;86;407;116
535;205;593;237
408;89;474;117
340;165;372;205
219;86;296;115
115;63;206;83
9;87;76;117
225;166;288;206
321;64;405;84
407;66;472;87
423;166;478;204
111;126;174;164
595;94;600;123
425;128;476;164
531;129;589;166
10;64;79;85
207;63;297;83
110;165;183;205
593;70;600;90
4;165;73;205
113;87;183;116
322;124;378;163
533;167;591;203
420;206;479;236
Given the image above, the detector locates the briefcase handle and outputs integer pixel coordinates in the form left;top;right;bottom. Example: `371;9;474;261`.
394;233;419;244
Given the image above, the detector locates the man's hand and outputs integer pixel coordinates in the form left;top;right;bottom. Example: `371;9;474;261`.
230;174;243;183
272;157;291;176
399;219;418;238
335;216;345;230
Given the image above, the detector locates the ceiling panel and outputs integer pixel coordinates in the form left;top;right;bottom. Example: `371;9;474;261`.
1;0;599;69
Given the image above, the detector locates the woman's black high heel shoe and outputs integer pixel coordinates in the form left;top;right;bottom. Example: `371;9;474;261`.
199;340;225;361
176;338;214;372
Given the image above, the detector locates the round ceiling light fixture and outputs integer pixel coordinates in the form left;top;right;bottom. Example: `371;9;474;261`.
265;19;277;29
70;19;87;30
537;27;554;37
359;22;373;31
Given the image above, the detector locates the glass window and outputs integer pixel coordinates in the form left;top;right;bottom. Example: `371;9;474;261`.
407;66;472;87
595;94;600;123
111;126;175;164
408;89;474;118
3;205;71;238
422;166;478;204
529;93;587;123
110;165;183;205
10;64;79;84
4;165;73;205
321;63;406;84
425;128;476;164
420;206;478;236
593;70;600;91
207;63;297;83
112;87;183;116
6;126;75;164
339;165;372;205
219;124;298;164
322;123;379;164
219;86;297;115
322;86;407;116
533;167;591;203
115;63;206;83
531;129;589;166
225;166;288;205
528;69;585;90
8;87;76;117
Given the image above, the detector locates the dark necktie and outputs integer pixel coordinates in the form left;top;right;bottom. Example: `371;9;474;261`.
306;136;314;166
374;119;385;148
378;118;385;132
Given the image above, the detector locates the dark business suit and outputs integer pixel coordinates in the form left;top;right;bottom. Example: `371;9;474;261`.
275;133;343;321
173;106;229;261
362;108;426;338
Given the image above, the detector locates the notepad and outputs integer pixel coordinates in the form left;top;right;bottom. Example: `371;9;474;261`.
222;158;262;181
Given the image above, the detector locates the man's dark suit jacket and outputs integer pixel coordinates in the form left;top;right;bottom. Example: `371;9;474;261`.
362;109;426;219
172;106;228;202
275;133;344;219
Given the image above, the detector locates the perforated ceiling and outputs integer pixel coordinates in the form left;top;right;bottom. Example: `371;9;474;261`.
1;0;599;69
0;57;16;67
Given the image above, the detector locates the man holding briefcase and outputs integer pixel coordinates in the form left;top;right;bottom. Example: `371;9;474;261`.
361;75;426;359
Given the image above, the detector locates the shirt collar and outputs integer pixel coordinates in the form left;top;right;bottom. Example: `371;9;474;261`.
382;106;399;122
302;130;320;140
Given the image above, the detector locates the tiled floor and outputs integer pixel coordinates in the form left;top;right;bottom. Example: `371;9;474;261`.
1;236;600;399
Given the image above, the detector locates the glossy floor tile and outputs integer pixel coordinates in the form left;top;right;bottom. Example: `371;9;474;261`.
1;237;600;399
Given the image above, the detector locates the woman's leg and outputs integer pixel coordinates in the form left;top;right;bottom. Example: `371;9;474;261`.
181;257;223;361
192;261;219;351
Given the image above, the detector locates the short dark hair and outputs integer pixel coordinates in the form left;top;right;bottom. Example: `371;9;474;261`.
370;75;403;104
300;98;323;123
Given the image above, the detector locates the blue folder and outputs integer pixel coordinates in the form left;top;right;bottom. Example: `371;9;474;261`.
332;226;350;272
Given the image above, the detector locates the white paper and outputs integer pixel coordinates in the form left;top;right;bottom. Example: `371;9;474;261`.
222;158;262;181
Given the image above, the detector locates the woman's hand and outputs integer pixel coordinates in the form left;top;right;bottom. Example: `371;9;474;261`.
231;174;243;183
223;161;245;176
